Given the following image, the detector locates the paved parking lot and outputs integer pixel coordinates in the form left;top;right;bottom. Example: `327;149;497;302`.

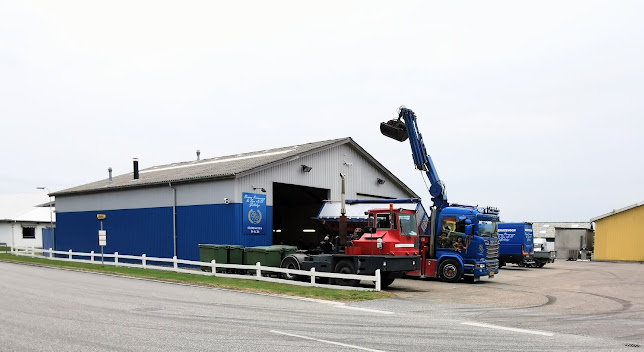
384;260;644;344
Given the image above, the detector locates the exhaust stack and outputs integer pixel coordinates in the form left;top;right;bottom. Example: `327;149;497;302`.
133;158;139;180
108;167;113;185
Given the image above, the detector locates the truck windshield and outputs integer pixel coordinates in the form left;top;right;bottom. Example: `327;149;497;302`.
399;214;417;236
479;221;498;237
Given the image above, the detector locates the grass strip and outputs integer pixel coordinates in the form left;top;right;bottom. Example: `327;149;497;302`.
0;253;391;301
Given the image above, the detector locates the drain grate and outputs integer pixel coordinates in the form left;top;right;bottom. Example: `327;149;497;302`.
625;343;641;348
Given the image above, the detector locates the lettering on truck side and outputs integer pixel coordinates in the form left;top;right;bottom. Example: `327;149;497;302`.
498;229;517;242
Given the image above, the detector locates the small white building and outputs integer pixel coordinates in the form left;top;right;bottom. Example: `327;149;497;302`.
0;193;56;248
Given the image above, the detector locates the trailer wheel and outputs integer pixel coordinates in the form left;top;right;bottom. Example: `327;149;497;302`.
280;256;302;281
538;261;546;268
438;259;462;283
332;260;359;286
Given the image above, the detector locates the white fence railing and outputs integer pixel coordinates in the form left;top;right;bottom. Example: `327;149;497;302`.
9;247;381;291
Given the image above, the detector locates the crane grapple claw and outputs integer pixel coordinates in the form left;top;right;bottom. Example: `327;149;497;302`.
380;119;408;142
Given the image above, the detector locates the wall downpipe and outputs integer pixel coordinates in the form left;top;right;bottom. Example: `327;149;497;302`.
169;182;177;258
339;173;347;247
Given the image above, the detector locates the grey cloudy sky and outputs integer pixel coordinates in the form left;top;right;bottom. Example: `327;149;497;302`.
1;1;642;222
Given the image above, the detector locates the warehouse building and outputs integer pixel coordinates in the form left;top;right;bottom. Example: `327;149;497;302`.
591;202;644;262
52;138;418;261
531;222;594;260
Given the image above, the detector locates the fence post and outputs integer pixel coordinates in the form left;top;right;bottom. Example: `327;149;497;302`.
115;252;119;265
10;246;14;255
142;254;146;268
68;249;72;260
173;256;178;271
31;246;35;258
375;269;381;292
91;251;94;263
211;259;216;276
310;268;316;285
256;262;261;278
48;248;52;259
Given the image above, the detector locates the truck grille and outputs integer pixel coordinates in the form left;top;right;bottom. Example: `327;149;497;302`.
487;242;499;260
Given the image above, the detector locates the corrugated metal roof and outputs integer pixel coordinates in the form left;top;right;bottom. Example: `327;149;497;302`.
0;193;54;222
53;137;417;197
590;202;644;222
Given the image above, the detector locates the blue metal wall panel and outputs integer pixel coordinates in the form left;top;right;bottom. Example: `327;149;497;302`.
56;204;273;262
176;204;273;262
56;207;174;259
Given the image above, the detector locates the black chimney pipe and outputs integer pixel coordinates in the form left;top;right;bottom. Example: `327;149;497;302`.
133;158;139;180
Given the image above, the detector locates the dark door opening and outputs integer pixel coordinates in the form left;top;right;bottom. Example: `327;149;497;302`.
272;182;328;249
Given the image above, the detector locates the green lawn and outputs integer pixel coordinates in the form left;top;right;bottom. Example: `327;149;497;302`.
0;253;391;301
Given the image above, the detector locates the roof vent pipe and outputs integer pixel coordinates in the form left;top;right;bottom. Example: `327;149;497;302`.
133;158;139;180
108;167;113;185
196;150;201;161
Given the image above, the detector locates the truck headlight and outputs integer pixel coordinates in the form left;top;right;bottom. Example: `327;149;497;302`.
477;263;486;269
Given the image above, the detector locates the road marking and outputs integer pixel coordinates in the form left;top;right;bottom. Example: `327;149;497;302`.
461;322;554;336
274;295;394;315
333;304;394;315
271;330;387;352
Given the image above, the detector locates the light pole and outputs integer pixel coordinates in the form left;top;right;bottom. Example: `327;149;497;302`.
36;187;53;229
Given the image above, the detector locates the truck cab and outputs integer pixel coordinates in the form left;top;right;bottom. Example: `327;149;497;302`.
409;205;500;282
345;206;420;257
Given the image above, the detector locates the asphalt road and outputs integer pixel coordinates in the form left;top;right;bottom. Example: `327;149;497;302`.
0;260;642;351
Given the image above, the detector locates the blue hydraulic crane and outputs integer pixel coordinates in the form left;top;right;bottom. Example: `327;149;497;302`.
380;106;448;210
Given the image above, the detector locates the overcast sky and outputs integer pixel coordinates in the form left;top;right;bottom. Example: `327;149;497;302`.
1;1;642;222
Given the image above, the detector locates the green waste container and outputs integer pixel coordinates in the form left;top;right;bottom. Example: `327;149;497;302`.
199;244;229;271
243;246;284;268
267;245;298;260
227;245;244;265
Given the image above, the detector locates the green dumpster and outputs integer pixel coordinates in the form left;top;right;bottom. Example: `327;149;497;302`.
227;245;244;265
198;244;228;272
243;246;283;267
267;245;298;260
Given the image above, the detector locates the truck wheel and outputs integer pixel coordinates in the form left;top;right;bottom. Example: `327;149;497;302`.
332;260;359;286
280;256;302;281
538;262;546;268
438;259;462;283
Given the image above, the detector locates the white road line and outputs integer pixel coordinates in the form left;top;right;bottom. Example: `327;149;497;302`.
274;294;394;314
461;322;554;336
271;330;387;352
333;304;394;315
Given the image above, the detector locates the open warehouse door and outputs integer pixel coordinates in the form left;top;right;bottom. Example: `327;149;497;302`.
272;182;329;249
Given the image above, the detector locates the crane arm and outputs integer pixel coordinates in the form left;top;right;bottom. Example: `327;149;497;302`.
380;107;448;209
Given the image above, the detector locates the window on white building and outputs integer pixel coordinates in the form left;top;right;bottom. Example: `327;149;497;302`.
22;226;36;239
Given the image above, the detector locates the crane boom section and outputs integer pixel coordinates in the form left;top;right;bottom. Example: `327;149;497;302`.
381;107;448;209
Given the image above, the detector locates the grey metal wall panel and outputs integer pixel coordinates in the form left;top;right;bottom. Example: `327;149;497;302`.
237;144;413;205
174;179;236;206
56;180;237;212
56;187;173;212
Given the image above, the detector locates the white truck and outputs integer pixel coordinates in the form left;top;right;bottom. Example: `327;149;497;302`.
531;238;556;268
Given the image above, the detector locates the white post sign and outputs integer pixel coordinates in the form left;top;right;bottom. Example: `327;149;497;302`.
98;230;107;246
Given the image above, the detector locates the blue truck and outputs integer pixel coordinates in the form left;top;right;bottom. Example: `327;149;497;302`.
378;107;500;282
498;222;534;267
